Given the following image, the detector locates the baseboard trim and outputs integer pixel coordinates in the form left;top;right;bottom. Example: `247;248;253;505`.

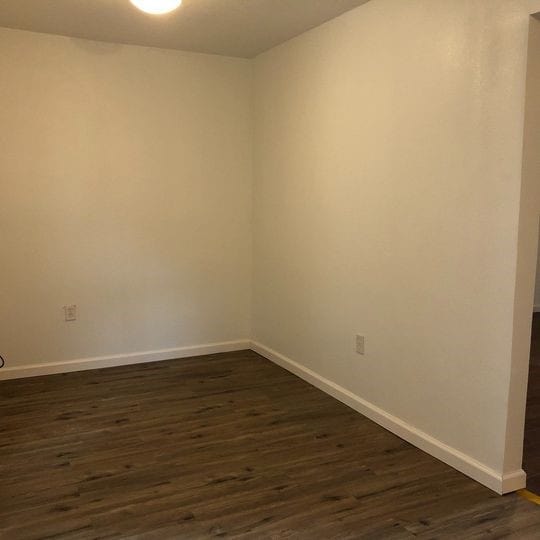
2;338;525;494
250;340;525;495
0;340;251;381
534;304;540;313
502;470;528;493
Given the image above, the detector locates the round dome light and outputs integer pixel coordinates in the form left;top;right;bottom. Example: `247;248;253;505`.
130;0;183;15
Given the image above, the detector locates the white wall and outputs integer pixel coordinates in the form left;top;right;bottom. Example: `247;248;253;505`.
505;13;540;476
252;0;540;492
0;28;252;370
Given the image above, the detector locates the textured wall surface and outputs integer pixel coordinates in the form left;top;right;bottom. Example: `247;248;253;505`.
253;0;539;478
0;28;253;366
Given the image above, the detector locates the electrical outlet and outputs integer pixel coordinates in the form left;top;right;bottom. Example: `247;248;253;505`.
356;334;365;355
64;305;77;322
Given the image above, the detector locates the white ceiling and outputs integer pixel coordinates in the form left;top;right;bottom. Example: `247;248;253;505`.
0;0;371;58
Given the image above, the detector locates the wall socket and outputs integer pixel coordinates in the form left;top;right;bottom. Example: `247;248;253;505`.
63;305;77;322
356;334;365;355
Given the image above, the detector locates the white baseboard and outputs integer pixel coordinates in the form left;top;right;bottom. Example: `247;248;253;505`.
534;304;540;313
501;469;527;493
0;340;250;381
1;338;525;494
250;340;525;495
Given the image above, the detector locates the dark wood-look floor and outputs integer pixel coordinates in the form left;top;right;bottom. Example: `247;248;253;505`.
524;313;540;494
1;351;539;539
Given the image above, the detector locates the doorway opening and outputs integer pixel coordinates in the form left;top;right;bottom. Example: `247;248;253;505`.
523;240;540;494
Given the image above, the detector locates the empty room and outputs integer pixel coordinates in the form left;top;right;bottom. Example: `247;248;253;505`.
1;0;540;538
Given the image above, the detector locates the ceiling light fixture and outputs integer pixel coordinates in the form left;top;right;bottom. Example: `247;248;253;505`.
130;0;183;15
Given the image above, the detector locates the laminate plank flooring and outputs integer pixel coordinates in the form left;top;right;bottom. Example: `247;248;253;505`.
524;312;540;494
1;350;539;539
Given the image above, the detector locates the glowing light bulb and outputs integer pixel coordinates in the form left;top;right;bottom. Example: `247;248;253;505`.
130;0;183;15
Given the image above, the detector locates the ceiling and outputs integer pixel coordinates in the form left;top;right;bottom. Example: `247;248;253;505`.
0;0;371;58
